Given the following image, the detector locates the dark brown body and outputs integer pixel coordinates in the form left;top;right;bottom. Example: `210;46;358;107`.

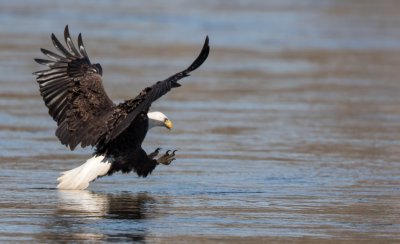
96;112;157;177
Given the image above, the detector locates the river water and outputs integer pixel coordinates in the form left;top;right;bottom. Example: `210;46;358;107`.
1;0;400;242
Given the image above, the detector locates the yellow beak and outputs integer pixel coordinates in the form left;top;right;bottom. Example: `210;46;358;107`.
164;119;173;130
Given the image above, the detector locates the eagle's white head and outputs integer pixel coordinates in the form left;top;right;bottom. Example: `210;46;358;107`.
147;111;173;130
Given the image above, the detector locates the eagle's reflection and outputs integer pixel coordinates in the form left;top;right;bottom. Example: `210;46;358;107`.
39;191;161;242
58;190;156;220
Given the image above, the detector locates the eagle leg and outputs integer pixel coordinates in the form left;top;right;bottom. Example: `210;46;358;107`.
157;150;177;165
148;147;161;159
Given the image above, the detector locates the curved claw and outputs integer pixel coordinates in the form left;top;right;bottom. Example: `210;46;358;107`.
148;147;162;159
165;157;175;165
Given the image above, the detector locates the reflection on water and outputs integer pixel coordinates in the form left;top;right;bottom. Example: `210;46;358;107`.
38;191;160;242
1;0;400;242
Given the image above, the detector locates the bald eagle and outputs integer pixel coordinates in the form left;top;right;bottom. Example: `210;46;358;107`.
33;26;209;190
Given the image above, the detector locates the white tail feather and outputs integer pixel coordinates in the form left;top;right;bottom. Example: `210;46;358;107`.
57;155;111;190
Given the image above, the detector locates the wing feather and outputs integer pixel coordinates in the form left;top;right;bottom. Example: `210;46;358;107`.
40;48;65;60
78;33;91;63
51;33;73;58
34;25;114;150
64;25;81;56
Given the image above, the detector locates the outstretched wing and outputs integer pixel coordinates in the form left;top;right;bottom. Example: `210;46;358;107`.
34;25;114;150
104;36;210;143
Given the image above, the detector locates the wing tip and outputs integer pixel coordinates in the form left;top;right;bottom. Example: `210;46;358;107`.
51;33;56;39
34;58;45;64
204;35;210;54
64;25;70;39
77;32;91;62
184;35;210;73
